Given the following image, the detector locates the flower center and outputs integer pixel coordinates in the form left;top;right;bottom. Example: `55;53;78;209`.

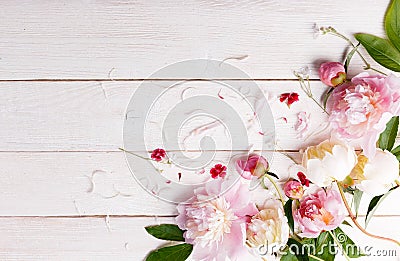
344;85;378;125
186;197;237;246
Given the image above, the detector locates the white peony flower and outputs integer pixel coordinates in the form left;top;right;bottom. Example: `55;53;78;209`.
351;149;399;196
246;199;289;255
302;140;357;187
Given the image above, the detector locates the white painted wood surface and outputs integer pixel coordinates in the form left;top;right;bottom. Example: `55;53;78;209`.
0;217;397;261
0;0;398;260
0;0;390;80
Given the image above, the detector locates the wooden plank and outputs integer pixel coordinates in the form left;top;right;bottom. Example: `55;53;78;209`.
0;216;398;260
0;0;389;80
0;80;331;151
0;151;398;216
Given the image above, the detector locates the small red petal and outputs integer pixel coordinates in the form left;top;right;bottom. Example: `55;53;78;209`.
279;93;290;102
258;131;265;136
178;172;182;181
218;89;224;99
287;93;299;106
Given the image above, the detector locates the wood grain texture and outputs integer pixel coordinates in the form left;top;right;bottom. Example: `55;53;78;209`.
0;0;390;80
0;80;331;151
0;151;398;216
0;216;398;260
1;1;399;260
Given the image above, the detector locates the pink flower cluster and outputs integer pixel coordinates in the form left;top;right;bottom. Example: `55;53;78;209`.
321;63;400;158
174;151;350;260
147;60;400;261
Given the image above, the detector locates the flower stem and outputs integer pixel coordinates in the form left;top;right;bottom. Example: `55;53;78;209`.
263;173;285;204
119;147;152;160
336;181;400;246
324;28;387;75
310;95;328;113
328;230;350;261
294;71;330;115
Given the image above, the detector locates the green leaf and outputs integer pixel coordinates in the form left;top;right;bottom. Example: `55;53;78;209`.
332;227;364;258
146;243;193;261
344;43;360;72
342;220;352;227
313;232;335;261
280;251;298;261
267;171;279;179
365;186;398;227
283;238;309;261
323;87;334;111
353;190;363;218
145;224;185;241
284;199;294;233
355;33;400;71
378;116;399;151
385;0;400;51
391;144;400;161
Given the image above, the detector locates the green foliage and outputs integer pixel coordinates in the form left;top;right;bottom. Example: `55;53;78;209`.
353;190;363;218
355;0;400;71
281;238;309;261
355;34;400;72
332;227;364;258
391;144;400;161
146;243;193;261
284;199;294;233
344;43;360;72
378;116;399;151
145;224;185;241
385;0;400;51
365;187;398;227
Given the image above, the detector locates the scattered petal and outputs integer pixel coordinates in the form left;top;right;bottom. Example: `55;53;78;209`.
210;164;227;179
297;171;310;187
151;148;166;162
196;169;206;175
294;111;310;138
279;92;299;108
218;89;225;99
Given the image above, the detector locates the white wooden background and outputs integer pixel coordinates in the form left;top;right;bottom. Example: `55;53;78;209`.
0;1;399;260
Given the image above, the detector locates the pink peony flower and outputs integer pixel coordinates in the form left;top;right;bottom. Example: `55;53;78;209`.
293;188;346;238
151;148;166;161
235;154;269;179
327;73;400;158
176;180;258;260
284;180;304;199
319;62;346;87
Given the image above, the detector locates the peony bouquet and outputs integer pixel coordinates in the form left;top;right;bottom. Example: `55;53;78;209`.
140;1;400;260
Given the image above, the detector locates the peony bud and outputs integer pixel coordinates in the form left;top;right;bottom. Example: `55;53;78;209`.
283;180;304;199
319;62;346;87
235;154;269;179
